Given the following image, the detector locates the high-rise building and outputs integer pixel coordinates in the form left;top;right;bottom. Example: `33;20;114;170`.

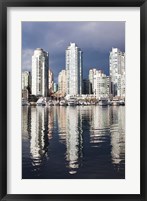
32;48;49;97
93;70;110;99
109;48;125;98
106;76;112;98
89;68;97;94
66;43;83;96
48;69;54;96
121;73;125;99
22;71;30;90
22;71;31;100
58;69;66;97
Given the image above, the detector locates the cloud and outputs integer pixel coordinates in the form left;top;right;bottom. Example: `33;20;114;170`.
22;49;34;71
22;21;125;52
22;21;125;80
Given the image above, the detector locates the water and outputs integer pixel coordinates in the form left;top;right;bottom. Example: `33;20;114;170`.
22;105;125;179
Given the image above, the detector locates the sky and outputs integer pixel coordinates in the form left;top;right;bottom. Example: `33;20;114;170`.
22;21;125;82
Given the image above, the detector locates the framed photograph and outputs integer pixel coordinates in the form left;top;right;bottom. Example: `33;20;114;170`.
0;0;146;200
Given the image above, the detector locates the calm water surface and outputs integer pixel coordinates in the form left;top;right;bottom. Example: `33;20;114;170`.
22;106;125;179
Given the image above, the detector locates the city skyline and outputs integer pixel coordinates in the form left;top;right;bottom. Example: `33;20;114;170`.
22;22;126;179
22;46;125;99
22;21;125;81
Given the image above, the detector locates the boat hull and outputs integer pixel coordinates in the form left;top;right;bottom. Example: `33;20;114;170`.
37;103;46;106
67;103;77;106
110;101;120;106
98;100;108;106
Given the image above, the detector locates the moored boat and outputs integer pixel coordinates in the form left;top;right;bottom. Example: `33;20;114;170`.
98;98;108;106
59;100;67;106
36;97;46;106
67;98;77;106
48;100;54;106
54;101;60;106
119;100;125;106
79;101;85;106
110;101;120;106
29;102;36;106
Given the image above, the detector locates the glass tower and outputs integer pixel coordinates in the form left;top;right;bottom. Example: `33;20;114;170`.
66;43;83;96
32;48;49;97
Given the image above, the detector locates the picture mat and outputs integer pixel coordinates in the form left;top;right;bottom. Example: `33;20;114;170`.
7;7;140;194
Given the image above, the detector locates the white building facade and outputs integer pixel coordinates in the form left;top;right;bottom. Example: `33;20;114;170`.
109;48;125;98
22;71;30;90
32;48;49;97
66;43;83;96
89;68;97;94
58;69;67;97
93;70;111;99
48;69;54;95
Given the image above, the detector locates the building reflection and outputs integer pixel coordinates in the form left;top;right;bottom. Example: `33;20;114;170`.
48;106;54;140
89;105;125;167
55;105;125;174
57;106;67;144
65;107;83;175
22;104;125;178
79;106;93;128
90;106;110;146
22;106;29;140
110;106;125;166
29;107;49;166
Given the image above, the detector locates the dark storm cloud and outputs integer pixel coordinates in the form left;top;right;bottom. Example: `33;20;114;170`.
22;21;125;81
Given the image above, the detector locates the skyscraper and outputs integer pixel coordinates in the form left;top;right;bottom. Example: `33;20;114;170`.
109;48;125;97
22;71;30;90
48;69;54;96
32;48;49;97
22;71;31;99
66;43;83;96
58;69;67;97
89;68;97;94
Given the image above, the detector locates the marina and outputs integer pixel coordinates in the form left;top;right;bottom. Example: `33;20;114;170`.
22;97;125;107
